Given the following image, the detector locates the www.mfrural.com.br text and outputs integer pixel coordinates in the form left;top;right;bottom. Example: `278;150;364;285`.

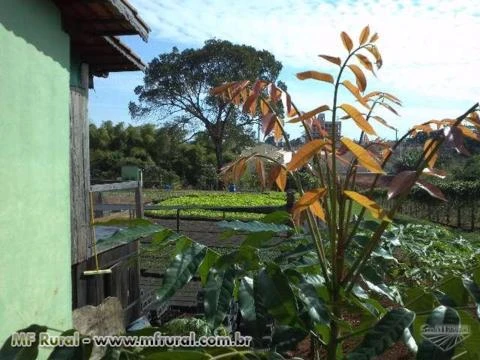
11;331;253;348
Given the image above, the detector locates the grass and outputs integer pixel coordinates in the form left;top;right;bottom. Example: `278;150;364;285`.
145;191;286;221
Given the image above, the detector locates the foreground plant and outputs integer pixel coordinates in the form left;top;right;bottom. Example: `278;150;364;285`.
151;26;480;359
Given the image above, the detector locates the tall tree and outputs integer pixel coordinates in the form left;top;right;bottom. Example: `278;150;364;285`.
129;39;282;171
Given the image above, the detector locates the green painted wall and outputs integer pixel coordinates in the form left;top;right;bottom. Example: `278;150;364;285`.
0;0;72;350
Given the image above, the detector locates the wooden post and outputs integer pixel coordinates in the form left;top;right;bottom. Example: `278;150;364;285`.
94;192;104;218
134;180;144;219
70;63;92;264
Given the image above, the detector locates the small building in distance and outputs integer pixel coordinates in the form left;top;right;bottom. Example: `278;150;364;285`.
310;113;342;140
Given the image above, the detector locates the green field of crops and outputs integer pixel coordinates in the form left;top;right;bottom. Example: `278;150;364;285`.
145;191;286;220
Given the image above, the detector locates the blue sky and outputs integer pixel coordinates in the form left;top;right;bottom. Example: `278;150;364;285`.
89;0;480;140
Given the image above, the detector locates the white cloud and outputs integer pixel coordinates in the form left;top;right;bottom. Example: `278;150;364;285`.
124;0;480;138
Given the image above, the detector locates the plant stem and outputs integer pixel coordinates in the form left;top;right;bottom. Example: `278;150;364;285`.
260;97;331;286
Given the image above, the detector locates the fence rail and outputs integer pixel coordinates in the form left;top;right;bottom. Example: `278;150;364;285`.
376;197;479;230
91;180;144;219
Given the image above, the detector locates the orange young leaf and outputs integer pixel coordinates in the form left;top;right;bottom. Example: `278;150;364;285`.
359;25;370;45
288;105;330;123
232;158;247;182
242;92;258;115
379;102;399;116
387;170;416;200
229;80;250;99
255;158;266;190
444;126;470;155
273;120;283;143
348;64;367;92
458;125;480;141
342;80;370;108
287;139;329;171
355;54;375;75
416;179;447;202
467;112;480;128
340;31;353;52
423;139;439;169
340;104;376;135
318;54;341;66
260;100;270;116
341;137;385;174
296;71;334;84
344;190;391;222
293;188;327;222
381;92;402;106
269;165;287;191
281;91;296;118
210;82;233;96
422;168;447;179
366;45;383;69
295;188;328;208
309;202;326;222
262;113;276;136
369;32;379;42
371;115;396;131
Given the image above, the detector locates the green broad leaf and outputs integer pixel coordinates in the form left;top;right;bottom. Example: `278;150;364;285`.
204;268;235;329
257;264;299;326
261;211;291;224
402;327;418;354
285;270;330;326
0;324;48;360
473;268;480;284
217;220;292;233
455;310;480;360
351;295;387;319
274;242;314;263
371;247;397;263
216;246;261;271
433;290;457;308
150;229;177;246
97;224;166;252
361;277;403;304
242;231;276;248
238;277;268;342
359;220;381;232
156;241;206;303
143;350;211;359
404;287;435;313
352;285;369;299
47;330;92;360
440;277;470;307
347;308;415;359
220;229;237;241
198;249;220;286
462;276;480;318
271;325;308;351
417;306;460;360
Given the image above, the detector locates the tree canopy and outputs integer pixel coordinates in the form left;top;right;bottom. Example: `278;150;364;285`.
129;39;282;171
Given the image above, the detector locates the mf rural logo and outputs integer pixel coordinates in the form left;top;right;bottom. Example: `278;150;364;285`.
420;324;470;352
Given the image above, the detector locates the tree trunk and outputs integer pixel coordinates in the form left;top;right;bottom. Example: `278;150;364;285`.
214;140;224;189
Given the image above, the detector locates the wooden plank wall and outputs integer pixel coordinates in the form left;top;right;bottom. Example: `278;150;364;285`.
72;241;141;325
70;63;92;265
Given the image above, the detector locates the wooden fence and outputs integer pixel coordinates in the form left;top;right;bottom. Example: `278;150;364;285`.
376;197;480;230
92;180;144;219
71;179;145;325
